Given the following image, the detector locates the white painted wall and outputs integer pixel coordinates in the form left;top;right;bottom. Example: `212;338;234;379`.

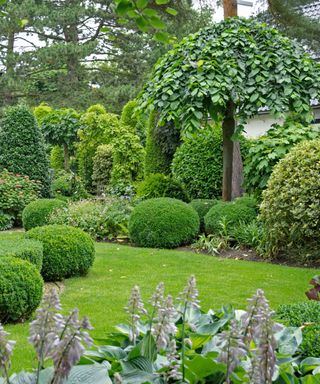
243;107;320;138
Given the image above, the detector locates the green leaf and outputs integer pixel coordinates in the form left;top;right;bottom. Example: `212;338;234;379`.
116;1;133;16
135;16;150;32
142;8;158;17
155;0;170;4
153;31;171;44
136;0;148;9
165;7;178;16
184;355;225;381
148;16;166;29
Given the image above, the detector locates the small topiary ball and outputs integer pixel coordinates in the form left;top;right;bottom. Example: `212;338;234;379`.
189;199;217;231
129;197;200;248
0;239;43;270
136;173;189;202
204;196;257;235
22;198;68;231
25;225;95;281
0;257;43;323
260;139;320;260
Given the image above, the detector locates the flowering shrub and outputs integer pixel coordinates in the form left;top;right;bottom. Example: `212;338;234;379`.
0;169;41;222
0;278;320;383
48;198;133;240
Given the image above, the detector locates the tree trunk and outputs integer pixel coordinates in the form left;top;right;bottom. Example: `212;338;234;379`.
222;101;235;201
223;0;238;18
221;0;244;201
63;143;70;172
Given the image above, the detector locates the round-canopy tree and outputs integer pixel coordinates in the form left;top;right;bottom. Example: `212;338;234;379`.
139;17;320;200
40;108;82;171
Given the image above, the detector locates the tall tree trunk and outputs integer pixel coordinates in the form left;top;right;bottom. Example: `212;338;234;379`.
222;0;244;201
63;143;70;172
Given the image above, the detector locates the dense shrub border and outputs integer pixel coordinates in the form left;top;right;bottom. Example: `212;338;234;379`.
25;224;95;281
0;239;43;270
129;197;200;248
0;256;43;323
22;198;67;231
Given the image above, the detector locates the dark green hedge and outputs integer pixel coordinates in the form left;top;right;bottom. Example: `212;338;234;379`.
204;196;257;235
0;257;43;323
189;199;217;231
137;173;189;202
0;105;51;197
22;198;68;231
129;197;199;249
0;239;43;270
25;224;95;281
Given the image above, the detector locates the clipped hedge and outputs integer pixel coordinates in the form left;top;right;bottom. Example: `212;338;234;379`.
129;197;200;249
205;196;257;235
189;199;217;231
260;139;320;260
22;198;68;231
136;173;189;202
25;225;95;281
0;257;43;323
0;239;43;270
277;302;320;358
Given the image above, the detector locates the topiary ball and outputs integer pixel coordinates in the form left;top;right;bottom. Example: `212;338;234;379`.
260;139;320;260
129;197;200;249
189;199;217;231
136;173;189;202
0;239;43;270
25;225;95;281
0;257;43;323
205;196;257;235
22;198;68;231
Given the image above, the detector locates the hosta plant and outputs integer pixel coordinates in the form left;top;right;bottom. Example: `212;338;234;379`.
82;277;320;383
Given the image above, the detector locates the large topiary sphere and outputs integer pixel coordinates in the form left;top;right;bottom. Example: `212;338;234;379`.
260;139;320;260
136;173;189;202
129;197;200;249
0;239;43;270
205;196;257;235
0;257;43;323
22;198;68;231
25;225;95;281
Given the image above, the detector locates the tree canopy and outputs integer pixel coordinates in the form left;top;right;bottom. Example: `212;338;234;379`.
139;17;320;134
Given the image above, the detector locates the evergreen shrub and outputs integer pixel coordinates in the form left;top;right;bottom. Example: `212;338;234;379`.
26;225;95;281
0;105;51;196
129;197;200;248
189;199;217;231
136;173;189;202
22;198;67;231
0;239;43;270
260;139;320;260
205;196;257;235
0;257;43;323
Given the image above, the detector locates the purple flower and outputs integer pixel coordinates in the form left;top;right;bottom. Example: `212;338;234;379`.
0;324;15;380
124;285;147;344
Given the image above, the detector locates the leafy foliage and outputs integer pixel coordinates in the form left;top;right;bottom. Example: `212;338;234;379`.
0;105;51;197
49;145;64;173
189;199;217;231
172;126;223;199
244;115;320;197
78;105;144;192
139;17;320;133
0;169;40;223
306;276;320;302
277;301;320;358
22;198;68;231
260;139;320;261
129;197;199;248
25;225;95;282
145;111;181;176
48;198;133;241
204;196;257;235
136;173;189;202
121;99;147;145
52;172;88;200
0;257;43;323
92;145;113;195
0;239;43;271
0;211;14;231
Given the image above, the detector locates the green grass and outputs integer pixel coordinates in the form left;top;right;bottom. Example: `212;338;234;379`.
0;231;315;372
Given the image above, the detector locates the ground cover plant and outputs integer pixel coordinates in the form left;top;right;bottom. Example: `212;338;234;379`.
0;231;314;373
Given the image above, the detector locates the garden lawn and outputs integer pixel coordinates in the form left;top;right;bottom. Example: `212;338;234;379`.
1;231;315;372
